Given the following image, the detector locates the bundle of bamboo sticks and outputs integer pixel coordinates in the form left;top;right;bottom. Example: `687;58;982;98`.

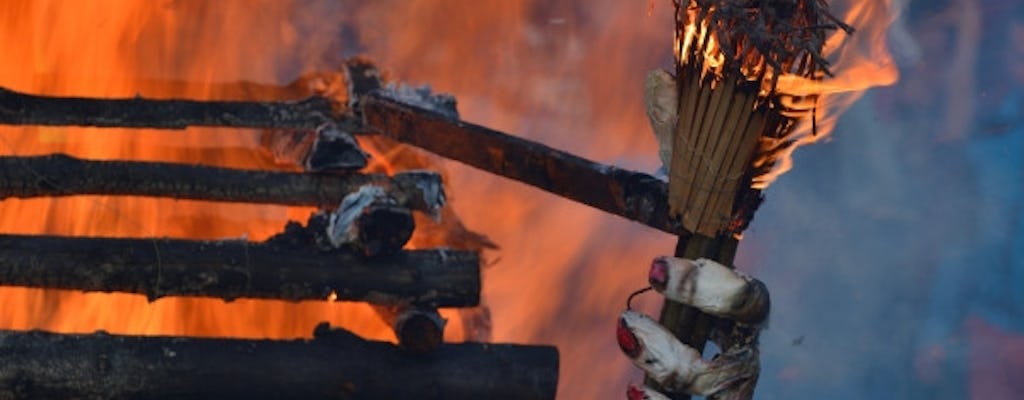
667;0;849;237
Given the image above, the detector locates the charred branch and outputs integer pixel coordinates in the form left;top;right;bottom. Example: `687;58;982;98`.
0;325;558;400
0;234;479;307
0;86;334;130
0;154;444;214
361;94;682;235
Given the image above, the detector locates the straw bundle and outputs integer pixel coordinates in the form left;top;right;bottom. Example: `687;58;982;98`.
667;0;850;236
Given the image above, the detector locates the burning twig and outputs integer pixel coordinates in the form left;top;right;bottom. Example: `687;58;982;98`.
0;233;479;306
0;154;444;214
0;324;558;399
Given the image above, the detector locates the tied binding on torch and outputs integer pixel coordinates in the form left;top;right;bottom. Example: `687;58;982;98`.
617;256;769;399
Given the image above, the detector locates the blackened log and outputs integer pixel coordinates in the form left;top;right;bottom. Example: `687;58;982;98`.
0;86;333;130
0;154;443;213
0;234;479;307
0;325;559;400
360;93;682;235
325;186;415;257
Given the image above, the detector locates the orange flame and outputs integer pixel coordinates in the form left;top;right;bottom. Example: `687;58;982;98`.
755;1;900;187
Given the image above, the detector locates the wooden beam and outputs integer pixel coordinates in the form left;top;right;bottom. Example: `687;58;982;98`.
0;325;559;399
0;154;443;213
0;234;479;307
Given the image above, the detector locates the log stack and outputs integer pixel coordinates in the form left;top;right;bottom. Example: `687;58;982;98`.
0;59;563;399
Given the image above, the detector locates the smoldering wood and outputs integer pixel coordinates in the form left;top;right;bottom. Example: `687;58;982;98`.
0;154;443;213
262;123;369;172
0;325;558;400
0;234;480;307
325;186;415;257
360;93;684;235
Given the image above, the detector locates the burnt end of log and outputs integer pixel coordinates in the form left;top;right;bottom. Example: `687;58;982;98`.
344;57;384;112
261;123;369;172
0;234;480;307
360;93;683;236
375;305;447;354
0;154;442;214
0;326;559;400
325;186;415;257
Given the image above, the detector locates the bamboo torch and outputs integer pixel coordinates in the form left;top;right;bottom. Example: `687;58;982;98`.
649;1;852;398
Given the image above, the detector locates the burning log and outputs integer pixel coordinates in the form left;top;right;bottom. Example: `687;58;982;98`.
0;324;559;399
0;154;444;214
0;234;479;307
360;93;681;235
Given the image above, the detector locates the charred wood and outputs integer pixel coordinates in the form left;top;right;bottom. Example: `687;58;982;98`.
0;86;334;130
0;234;479;307
305;124;369;172
361;93;682;235
324;186;415;257
0;84;680;234
0;154;443;214
261;123;369;173
0;325;558;400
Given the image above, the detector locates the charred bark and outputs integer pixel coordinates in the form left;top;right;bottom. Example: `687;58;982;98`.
0;325;559;400
0;86;333;130
361;93;682;235
0;154;443;213
0;234;479;307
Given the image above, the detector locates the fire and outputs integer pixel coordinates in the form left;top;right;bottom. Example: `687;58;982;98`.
0;1;899;398
672;0;900;188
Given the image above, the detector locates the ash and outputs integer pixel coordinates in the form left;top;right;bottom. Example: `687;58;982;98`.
380;83;459;119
